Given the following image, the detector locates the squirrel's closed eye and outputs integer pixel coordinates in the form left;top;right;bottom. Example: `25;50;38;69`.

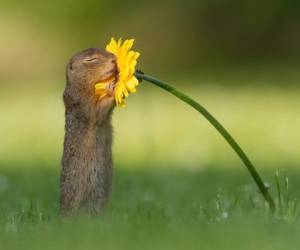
84;57;99;63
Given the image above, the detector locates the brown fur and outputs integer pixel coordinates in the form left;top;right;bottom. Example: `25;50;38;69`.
60;48;117;215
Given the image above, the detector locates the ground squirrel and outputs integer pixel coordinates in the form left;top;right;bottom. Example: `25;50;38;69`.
60;48;117;215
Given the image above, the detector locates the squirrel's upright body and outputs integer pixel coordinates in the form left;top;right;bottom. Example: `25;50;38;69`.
60;48;117;215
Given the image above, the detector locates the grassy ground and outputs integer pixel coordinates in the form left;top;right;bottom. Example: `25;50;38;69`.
0;75;300;249
1;164;300;250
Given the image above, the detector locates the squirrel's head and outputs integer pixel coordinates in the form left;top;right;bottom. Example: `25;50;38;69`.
67;48;117;91
65;48;117;121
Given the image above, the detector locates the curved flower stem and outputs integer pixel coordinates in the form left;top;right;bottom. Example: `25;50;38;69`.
135;71;275;213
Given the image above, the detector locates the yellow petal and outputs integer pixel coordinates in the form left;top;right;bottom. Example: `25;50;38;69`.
95;83;107;90
99;93;107;99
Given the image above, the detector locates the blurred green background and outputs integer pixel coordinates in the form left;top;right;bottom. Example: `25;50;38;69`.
0;1;300;249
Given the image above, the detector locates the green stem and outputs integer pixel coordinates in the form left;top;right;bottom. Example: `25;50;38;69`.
135;71;275;213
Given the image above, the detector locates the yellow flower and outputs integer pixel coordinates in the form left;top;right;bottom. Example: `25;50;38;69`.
95;38;140;106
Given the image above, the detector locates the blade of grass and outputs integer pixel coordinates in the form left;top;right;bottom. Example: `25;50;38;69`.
275;170;282;213
284;171;289;209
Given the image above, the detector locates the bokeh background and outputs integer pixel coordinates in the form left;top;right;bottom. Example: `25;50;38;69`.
0;1;300;249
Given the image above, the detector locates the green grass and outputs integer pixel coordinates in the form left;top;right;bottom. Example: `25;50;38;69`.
1;163;300;250
1;79;300;249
